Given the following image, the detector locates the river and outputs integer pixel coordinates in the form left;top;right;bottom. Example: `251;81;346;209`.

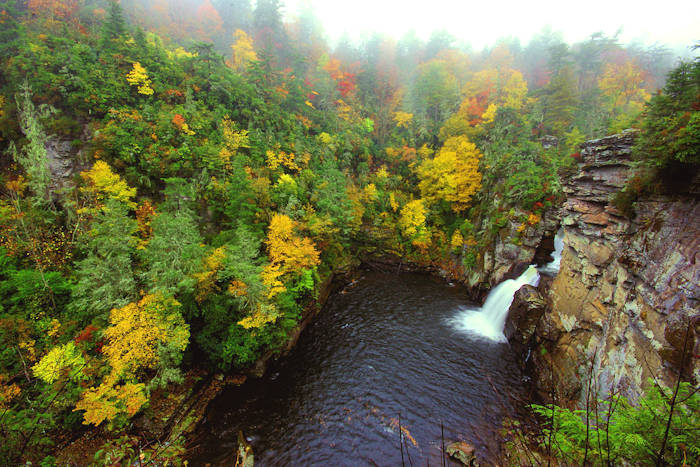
189;271;529;466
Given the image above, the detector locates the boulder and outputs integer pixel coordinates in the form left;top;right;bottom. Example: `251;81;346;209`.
446;441;478;466
505;285;546;343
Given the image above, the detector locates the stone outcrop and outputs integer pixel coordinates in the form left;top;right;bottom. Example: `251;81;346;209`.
510;130;699;405
504;284;547;369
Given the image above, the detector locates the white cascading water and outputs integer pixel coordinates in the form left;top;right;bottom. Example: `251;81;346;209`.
449;229;564;342
537;228;565;276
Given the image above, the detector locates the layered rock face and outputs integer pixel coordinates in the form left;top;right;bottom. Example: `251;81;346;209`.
512;131;699;405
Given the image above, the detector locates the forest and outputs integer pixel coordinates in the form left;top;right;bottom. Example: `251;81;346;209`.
0;0;698;464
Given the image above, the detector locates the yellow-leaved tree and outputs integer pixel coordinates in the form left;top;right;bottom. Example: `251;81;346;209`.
126;62;154;96
32;342;85;384
219;116;250;167
416;135;483;213
230;29;258;71
79;160;136;212
74;294;189;427
260;213;320;299
398;199;430;248
598;59;651;131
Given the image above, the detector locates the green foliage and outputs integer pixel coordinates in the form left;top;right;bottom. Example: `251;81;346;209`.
102;0;127;45
614;59;700;216
531;381;700;466
0;267;72;319
140;180;204;296
10;84;54;205
636;59;700;169
69;199;138;323
538;66;578;137
0;4;687;461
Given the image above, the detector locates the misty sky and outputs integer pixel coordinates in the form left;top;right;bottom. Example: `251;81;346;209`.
282;0;699;50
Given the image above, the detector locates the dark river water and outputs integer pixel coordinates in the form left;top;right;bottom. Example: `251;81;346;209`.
190;271;526;466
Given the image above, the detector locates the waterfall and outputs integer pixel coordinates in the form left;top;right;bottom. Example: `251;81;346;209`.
538;228;565;276
449;266;540;342
449;229;564;343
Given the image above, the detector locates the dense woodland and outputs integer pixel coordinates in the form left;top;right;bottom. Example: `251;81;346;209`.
0;0;698;464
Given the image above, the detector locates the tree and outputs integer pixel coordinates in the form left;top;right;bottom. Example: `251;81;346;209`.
79;161;137;212
253;0;285;52
75;294;189;427
636;59;700;169
10;84;53;205
102;0;126;44
539;66;579;137
140;192;204;296
27;0;78;23
398;199;429;247
195;0;224;42
230;29;258;71
598;59;651;126
31;342;85;384
416;135;483;213
0;1;21;62
261;213;320;298
410;60;460;142
69;199;138;322
213;0;252;33
126;62;154;96
102;294;189;381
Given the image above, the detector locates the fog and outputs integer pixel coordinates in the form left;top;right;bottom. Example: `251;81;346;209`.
283;0;699;50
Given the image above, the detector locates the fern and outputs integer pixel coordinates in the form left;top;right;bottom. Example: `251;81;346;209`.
531;380;700;466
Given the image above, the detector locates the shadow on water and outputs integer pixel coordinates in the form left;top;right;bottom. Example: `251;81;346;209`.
188;272;527;466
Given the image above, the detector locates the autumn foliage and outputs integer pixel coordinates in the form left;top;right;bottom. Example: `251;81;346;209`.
417;135;483;212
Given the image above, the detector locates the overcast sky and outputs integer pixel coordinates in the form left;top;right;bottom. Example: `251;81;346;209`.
281;0;699;51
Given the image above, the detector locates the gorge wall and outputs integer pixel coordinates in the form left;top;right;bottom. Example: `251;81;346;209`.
508;130;699;405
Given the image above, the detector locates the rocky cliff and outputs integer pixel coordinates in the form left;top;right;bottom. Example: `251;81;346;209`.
508;130;699;405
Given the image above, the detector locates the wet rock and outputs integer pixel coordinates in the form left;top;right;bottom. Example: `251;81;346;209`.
45;135;83;195
505;285;546;343
533;232;555;265
446;441;478;466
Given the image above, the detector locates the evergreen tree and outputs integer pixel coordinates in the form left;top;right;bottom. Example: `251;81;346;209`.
11;84;53;206
141;180;204;296
69;200;138;322
213;0;252;34
0;1;21;63
540;66;579;137
253;0;285;52
101;0;126;44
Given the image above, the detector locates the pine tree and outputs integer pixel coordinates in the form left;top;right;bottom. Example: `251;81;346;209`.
540;66;578;137
140;180;204;295
69;199;138;322
102;0;126;44
11;84;53;205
